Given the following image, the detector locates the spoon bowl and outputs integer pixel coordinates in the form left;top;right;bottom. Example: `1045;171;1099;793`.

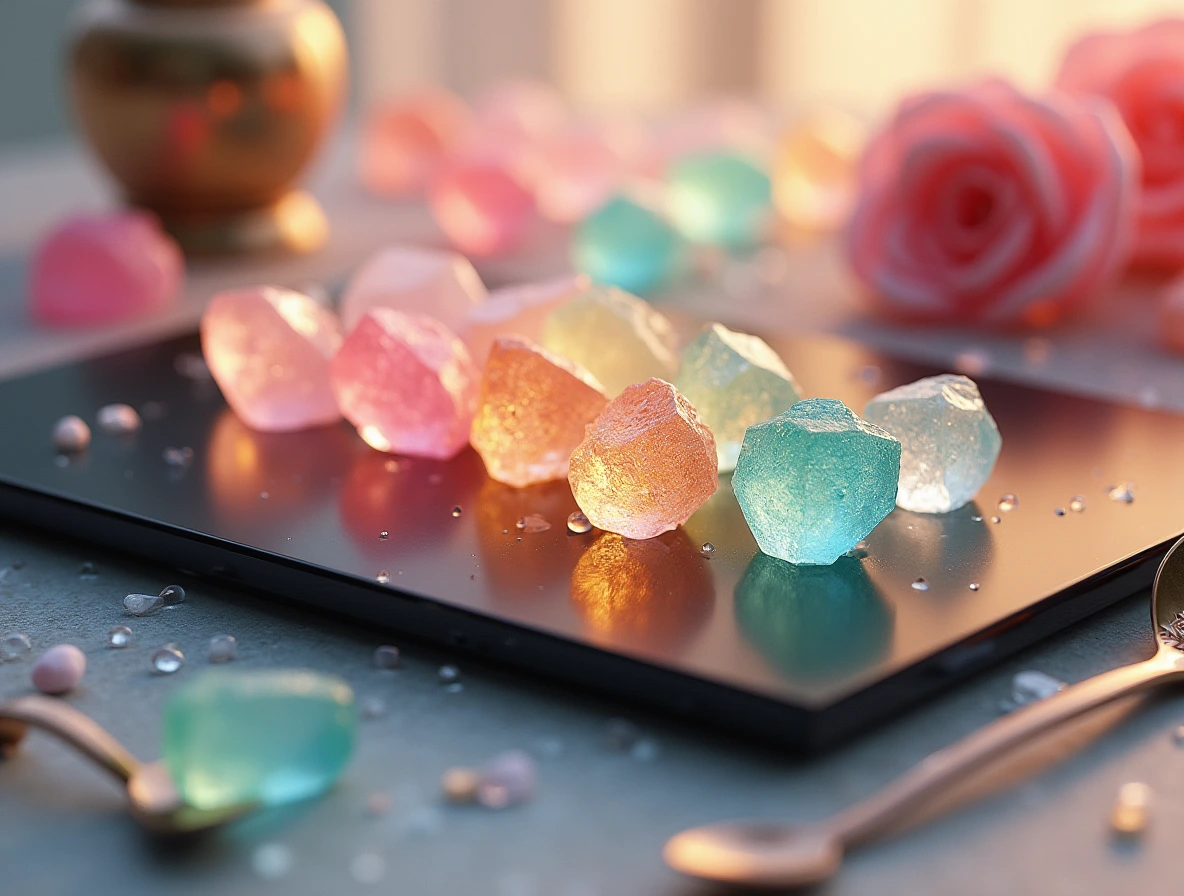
664;820;842;889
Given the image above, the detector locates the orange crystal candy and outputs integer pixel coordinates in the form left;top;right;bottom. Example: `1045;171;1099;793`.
568;378;717;540
471;336;608;488
330;309;479;460
462;274;587;366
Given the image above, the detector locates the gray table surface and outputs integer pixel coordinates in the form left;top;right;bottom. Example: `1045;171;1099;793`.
4;135;1184;896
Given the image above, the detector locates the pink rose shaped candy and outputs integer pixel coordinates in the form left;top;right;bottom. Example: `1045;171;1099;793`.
848;80;1138;328
30;211;183;327
1057;19;1184;267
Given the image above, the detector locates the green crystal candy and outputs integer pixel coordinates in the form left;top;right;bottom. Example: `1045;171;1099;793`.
674;323;802;472
665;152;772;248
163;669;356;811
571;196;683;294
732;398;901;566
541;285;679;396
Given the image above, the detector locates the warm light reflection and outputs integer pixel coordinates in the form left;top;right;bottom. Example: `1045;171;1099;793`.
475;477;580;595
773;110;865;232
570;530;715;652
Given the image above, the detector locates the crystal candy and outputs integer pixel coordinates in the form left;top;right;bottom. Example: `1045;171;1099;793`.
571;197;682;294
359;88;470;196
470;336;608;487
428;160;535;257
31;644;86;695
469;78;567;184
732;399;901;565
773;110;865;232
533;124;633;223
330;309;480;460
339;246;487;335
568;378;717;540
201;286;343;433
462;274;586;365
541;286;679;396
162;670;356;811
863;374;1002;514
29;211;182;327
665;152;773;248
674;323;803;472
52;416;90;452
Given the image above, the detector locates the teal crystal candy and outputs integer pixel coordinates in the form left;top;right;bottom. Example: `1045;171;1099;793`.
863;374;1001;514
732;399;900;565
163;669;356;811
674;323;802;472
665;152;772;248
541;285;678;396
571;196;682;294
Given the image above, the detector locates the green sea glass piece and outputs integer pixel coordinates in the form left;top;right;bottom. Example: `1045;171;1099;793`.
571;196;682;294
541;285;679;396
863;374;1002;514
163;669;356;811
732;398;901;566
674;323;802;472
665;152;772;248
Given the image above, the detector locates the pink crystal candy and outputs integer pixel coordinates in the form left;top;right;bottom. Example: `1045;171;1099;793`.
201;286;343;432
30;211;183;327
428;160;536;257
339;245;487;334
330;309;480;459
31;644;87;695
463;274;586;365
533;124;636;223
359;88;470;196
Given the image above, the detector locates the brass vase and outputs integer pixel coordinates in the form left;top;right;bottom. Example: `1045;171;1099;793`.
69;0;348;255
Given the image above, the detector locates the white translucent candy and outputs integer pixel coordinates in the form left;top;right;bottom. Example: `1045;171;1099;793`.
864;374;1002;514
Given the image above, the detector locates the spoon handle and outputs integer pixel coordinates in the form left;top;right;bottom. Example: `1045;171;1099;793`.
831;650;1184;846
0;695;141;783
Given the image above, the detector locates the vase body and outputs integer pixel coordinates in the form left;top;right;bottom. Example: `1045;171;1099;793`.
70;0;347;254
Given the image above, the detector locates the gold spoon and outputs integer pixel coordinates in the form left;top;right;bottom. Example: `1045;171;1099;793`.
0;695;253;835
665;535;1184;889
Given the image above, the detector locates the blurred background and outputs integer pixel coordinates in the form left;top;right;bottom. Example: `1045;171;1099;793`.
8;0;1184;149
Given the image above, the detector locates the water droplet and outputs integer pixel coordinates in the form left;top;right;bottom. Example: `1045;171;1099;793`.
1069;495;1086;513
0;631;32;662
52;415;91;452
971;515;983;522
700;542;716;555
174;352;211;381
252;842;292;879
991;516;1002;524
373;645;401;669
96;403;141;435
1011;670;1065;707
163;446;194;468
603;717;639;751
451;505;463;518
910;577;929;591
123;593;164;616
438;664;461;685
376;570;391;584
516;513;551;533
151;644;184;674
968;582;980;591
566;511;592;534
1108;483;1136;504
349;851;386;885
108;626;132;648
1111;782;1151;836
378;530;389;540
1053;507;1066;517
159;584;185;605
998;493;1018;512
360;696;387;720
79;561;98;579
208;634;237;663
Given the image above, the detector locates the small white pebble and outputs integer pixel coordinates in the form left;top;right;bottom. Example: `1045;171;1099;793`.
31;644;86;695
52;416;90;452
96;403;141;435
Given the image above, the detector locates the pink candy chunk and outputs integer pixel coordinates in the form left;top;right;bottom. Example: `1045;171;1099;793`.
31;644;87;695
201;286;343;432
428;160;536;257
339;246;487;334
462;274;587;365
30;211;183;327
330;309;480;460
